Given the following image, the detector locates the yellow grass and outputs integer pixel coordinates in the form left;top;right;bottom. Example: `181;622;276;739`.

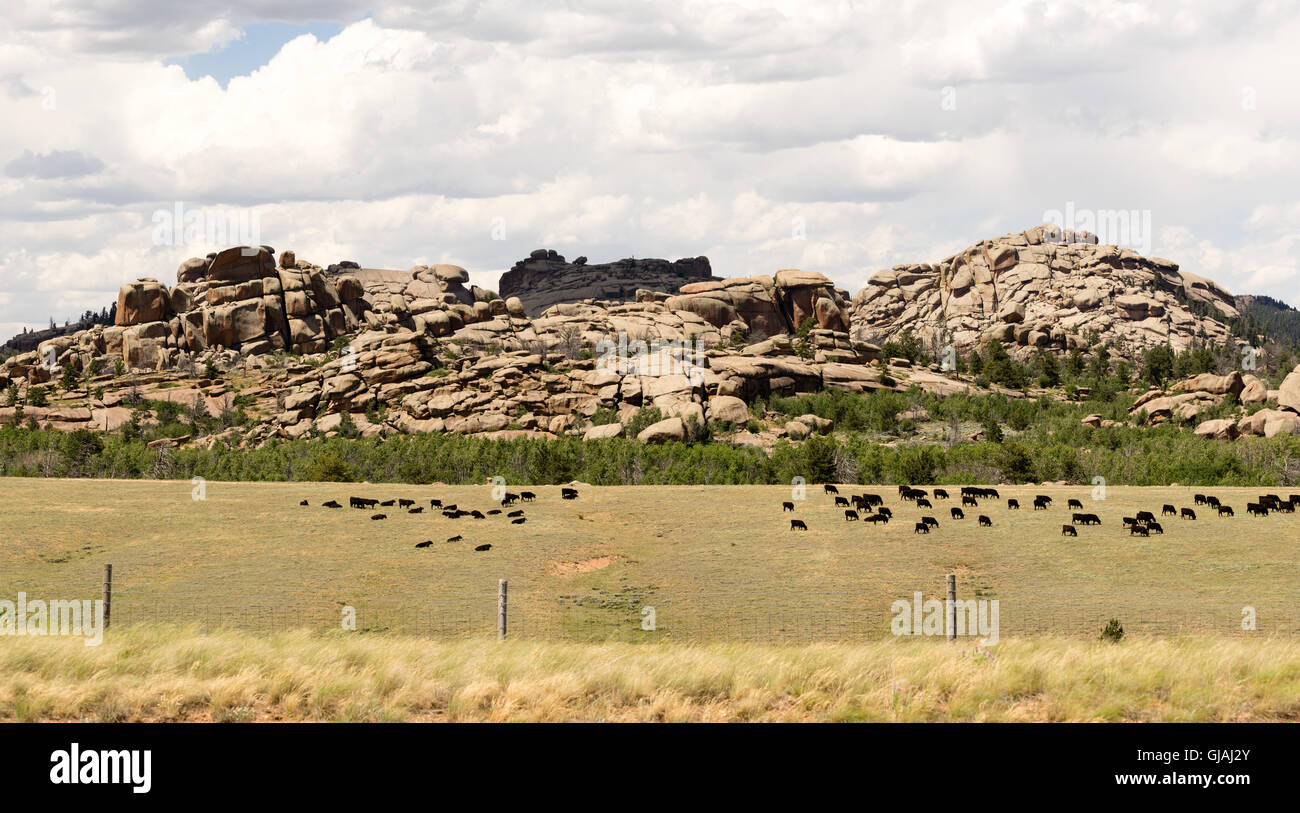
1;626;1298;721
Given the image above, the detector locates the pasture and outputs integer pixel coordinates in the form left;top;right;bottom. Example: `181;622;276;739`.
1;478;1299;641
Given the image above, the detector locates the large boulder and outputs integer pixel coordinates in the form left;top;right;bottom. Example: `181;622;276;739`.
636;416;686;444
1278;364;1300;414
206;246;276;284
115;279;171;326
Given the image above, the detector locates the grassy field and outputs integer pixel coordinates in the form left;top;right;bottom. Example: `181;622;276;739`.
1;478;1298;641
1;627;1298;721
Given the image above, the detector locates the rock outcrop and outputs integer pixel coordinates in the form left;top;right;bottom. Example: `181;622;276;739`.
498;250;717;316
850;225;1237;361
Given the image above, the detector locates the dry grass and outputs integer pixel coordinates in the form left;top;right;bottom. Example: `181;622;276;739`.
1;626;1298;722
1;479;1298;641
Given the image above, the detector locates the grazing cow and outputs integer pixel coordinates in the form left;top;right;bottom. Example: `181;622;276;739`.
962;496;978;507
1181;508;1197;520
398;499;414;509
1061;525;1078;537
561;488;579;500
380;499;396;507
415;540;433;548
917;498;933;509
1162;504;1177;516
1067;499;1083;510
1247;503;1267;517
1218;505;1234;517
851;496;867;509
507;510;524;517
1035;495;1053;506
1072;512;1089;525
512;518;527;525
834;496;850;507
322;500;341;509
978;515;992;527
502;493;519;505
862;494;883;507
299;499;309;506
865;514;889;524
1130;525;1150;537
520;492;536;502
447;535;463;543
1147;521;1164;534
790;520;808;531
1206;496;1221;508
914;522;930;534
1278;501;1296;514
934;489;950;500
782;501;795;512
474;544;492;552
371;513;387;520
824;485;839;494
951;508;965;520
1078;513;1101;526
1122;517;1138;527
844;510;859;521
430;499;442;508
408;507;423;514
922;516;939;528
444;504;458;512
877;507;893;518
349;497;367;509
1194;494;1207;506
1136;511;1155;524
1033;498;1049;510
1007;499;1020;510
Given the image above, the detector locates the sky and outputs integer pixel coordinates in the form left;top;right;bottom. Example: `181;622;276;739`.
2;0;1299;339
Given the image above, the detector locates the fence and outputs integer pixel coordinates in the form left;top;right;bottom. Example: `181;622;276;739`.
83;564;1296;644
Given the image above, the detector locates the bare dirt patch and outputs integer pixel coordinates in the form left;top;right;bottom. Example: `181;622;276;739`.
551;555;622;577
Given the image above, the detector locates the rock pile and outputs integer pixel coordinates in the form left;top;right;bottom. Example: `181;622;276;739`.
498;250;716;316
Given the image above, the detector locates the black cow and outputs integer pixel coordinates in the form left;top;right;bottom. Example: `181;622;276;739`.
1067;499;1083;510
914;522;930;534
1130;525;1150;537
951;508;965;520
561;488;579;500
844;510;859;521
398;499;414;509
1218;505;1234;517
380;499;395;507
962;496;978;507
430;499;442;508
917;498;932;509
1147;521;1164;534
1033;498;1049;510
1008;499;1020;510
371;513;387;520
865;514;889;524
922;516;939;528
447;535;463;543
1136;511;1155;523
1247;503;1267;517
408;507;423;514
1278;501;1296;514
1181;508;1196;520
782;501;795;512
978;515;992;527
824;485;839;494
1062;525;1077;537
502;493;519;505
790;520;808;531
934;489;950;500
415;540;433;548
862;493;883;507
507;510;524;518
474;544;492;552
322;500;341;509
1206;496;1221;508
1035;495;1053;506
877;507;892;518
511;518;526;524
520;492;536;502
1162;504;1177;516
1194;494;1207;506
470;510;485;519
299;499;309;506
834;496;850;507
1122;517;1138;527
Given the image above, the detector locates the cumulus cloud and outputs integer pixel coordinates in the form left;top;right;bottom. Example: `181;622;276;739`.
1;0;1299;337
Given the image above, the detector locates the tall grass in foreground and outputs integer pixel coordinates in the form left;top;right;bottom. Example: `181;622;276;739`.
2;627;1299;722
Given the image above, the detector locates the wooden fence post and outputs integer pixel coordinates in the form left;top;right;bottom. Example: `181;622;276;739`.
497;579;507;641
946;573;956;642
102;564;112;630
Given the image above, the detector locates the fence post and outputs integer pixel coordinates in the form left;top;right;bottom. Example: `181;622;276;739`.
102;564;112;630
497;579;508;641
946;573;956;642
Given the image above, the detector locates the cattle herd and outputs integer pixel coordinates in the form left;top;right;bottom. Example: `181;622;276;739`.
787;485;1300;538
300;487;574;551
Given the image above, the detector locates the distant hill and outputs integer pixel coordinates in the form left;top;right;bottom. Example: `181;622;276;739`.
1235;295;1300;347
